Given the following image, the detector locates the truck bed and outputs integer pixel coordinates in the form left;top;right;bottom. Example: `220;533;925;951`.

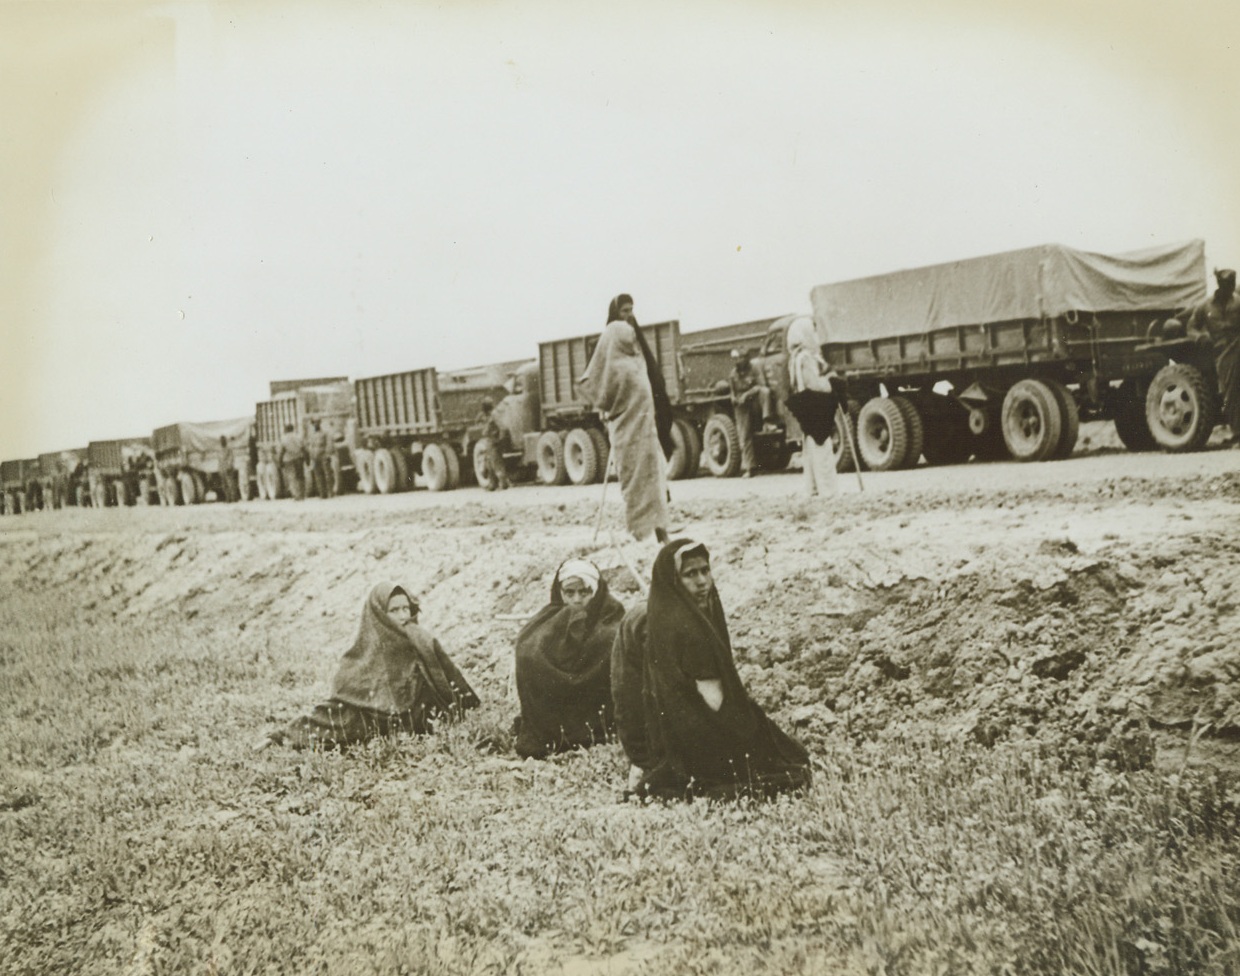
540;320;681;418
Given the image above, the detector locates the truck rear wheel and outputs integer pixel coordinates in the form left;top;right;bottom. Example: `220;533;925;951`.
702;414;741;478
354;450;376;494
1043;380;1080;460
373;448;400;493
1001;379;1063;462
588;428;610;475
422;443;456;491
889;395;924;468
1145;363;1218;452
443;444;461;489
1112;378;1157;452
391;448;411;492
857;397;910;472
536;431;569;486
564;428;600;485
832;401;866;473
667;419;701;480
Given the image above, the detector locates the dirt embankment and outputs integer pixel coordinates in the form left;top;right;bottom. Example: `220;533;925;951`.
4;468;1239;771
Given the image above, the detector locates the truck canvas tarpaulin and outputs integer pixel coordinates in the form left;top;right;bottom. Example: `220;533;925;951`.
811;240;1207;344
153;417;252;457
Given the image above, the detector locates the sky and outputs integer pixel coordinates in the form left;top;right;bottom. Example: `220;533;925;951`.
3;0;1240;458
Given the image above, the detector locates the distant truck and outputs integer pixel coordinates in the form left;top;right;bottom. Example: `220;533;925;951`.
85;438;156;507
254;381;355;499
1;459;40;515
810;240;1215;469
153;417;253;504
352;361;526;493
37;449;88;509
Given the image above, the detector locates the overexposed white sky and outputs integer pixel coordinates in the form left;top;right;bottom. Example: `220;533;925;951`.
3;0;1239;457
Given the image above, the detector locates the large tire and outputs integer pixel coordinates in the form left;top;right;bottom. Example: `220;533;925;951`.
856;397;910;472
587;428;610;474
889;395;925;469
667;419;699;481
373;448;399;494
473;438;494;488
422;443;453;492
1001;379;1063;462
1043;380;1080;460
536;431;569;486
178;470;200;505
564;428;600;485
1112;378;1157;452
354;449;376;494
443;444;461;489
702;414;742;478
1145;363;1218;452
832;400;865;473
391;448;411;492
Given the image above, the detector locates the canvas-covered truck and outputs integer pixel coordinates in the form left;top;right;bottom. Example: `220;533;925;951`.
810;240;1214;469
37;449;87;509
255;380;355;500
85;438;156;507
152;417;253;505
2;459;40;514
477;322;700;488
352;361;525;493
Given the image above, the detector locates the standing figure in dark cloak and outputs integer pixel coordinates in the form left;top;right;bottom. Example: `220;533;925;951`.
578;294;672;543
634;539;812;800
269;582;480;750
512;559;626;758
1185;267;1240;442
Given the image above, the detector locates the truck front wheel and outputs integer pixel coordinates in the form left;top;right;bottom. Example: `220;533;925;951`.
702;414;741;477
1001;380;1063;462
1145;363;1218;452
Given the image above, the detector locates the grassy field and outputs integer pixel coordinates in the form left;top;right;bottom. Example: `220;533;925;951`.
2;581;1238;976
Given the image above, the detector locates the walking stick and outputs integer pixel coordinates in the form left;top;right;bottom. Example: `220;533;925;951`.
591;447;613;545
837;404;865;492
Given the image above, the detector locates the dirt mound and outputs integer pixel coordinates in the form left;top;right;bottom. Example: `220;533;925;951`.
2;477;1237;769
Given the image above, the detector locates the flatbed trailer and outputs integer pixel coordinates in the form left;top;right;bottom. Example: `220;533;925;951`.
810;240;1214;468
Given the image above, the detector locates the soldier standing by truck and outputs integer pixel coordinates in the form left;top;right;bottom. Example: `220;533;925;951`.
306;421;332;498
477;398;510;490
1185;267;1240;444
728;348;777;478
218;436;238;502
278;424;307;500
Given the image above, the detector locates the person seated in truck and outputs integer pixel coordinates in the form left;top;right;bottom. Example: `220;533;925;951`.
1184;267;1240;444
618;539;812;801
277;423;307;500
263;583;481;751
728;347;778;479
511;558;626;758
477;398;511;490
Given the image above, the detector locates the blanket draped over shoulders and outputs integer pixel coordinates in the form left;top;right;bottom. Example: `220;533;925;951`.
637;541;811;800
514;565;626;757
611;603;659;771
578;318;671;541
284;582;479;750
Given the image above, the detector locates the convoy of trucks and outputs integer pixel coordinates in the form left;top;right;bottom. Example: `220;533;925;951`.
2;239;1229;515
